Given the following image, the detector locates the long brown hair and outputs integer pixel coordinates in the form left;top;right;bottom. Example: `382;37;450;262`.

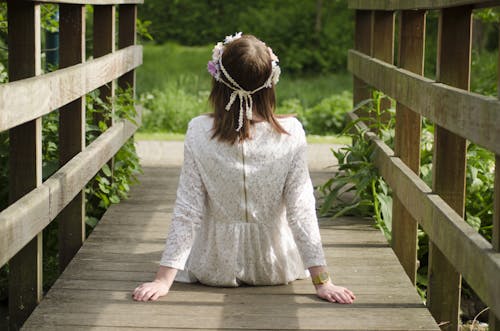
209;34;288;144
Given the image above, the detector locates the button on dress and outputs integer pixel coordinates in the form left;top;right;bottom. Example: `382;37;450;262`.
159;115;327;287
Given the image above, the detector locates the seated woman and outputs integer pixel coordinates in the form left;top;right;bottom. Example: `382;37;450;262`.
132;32;356;304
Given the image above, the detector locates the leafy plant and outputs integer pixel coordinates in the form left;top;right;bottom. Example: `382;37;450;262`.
318;91;394;241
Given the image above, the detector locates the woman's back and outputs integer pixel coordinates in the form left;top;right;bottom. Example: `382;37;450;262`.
161;115;326;286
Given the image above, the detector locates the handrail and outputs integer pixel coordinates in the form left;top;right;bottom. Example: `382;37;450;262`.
0;2;142;329
348;1;500;329
0;45;142;132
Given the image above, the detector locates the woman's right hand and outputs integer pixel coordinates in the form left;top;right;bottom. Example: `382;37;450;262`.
132;280;170;301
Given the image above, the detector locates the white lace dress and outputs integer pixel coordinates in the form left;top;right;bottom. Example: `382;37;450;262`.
159;115;327;287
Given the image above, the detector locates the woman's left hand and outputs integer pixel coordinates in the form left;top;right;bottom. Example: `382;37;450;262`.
315;282;356;304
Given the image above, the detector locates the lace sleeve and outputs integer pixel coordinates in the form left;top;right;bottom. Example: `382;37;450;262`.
284;129;327;269
159;132;206;270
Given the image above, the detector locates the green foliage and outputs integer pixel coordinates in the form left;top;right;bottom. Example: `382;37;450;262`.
85;88;143;228
471;50;498;96
297;92;352;135
139;86;210;133
139;0;353;74
318;92;395;241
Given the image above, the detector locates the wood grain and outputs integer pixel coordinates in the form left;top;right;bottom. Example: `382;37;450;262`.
6;2;43;329
21;167;439;330
347;49;500;155
58;3;87;273
118;4;137;94
391;9;425;286
0;109;141;269
93;4;115;129
0;45;142;132
427;7;471;330
353;10;372;106
348;0;500;10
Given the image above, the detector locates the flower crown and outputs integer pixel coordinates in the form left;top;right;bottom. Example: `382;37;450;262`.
207;32;281;131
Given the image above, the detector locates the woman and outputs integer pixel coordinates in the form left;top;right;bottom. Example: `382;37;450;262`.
132;33;356;304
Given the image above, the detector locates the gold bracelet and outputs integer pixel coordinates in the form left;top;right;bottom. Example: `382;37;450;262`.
311;271;330;285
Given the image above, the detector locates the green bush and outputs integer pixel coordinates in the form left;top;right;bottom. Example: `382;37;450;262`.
139;85;210;133
298;91;352;135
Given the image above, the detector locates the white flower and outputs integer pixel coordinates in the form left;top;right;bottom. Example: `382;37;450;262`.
212;42;224;62
271;65;281;86
224;32;242;44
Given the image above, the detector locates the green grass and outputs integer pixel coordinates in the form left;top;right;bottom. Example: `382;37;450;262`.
135;131;351;145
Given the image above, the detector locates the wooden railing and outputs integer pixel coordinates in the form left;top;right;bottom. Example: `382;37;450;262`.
0;0;142;329
347;1;500;330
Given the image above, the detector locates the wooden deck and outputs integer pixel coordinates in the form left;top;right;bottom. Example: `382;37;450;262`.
21;166;439;330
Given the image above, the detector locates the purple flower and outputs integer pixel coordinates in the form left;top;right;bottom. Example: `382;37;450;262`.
207;60;219;79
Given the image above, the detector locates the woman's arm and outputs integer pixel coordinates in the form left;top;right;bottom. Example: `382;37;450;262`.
308;265;356;304
132;121;206;301
132;266;178;301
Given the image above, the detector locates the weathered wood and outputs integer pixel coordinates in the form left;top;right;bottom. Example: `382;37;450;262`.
391;10;425;286
347;50;500;155
118;4;137;94
0;109;141;268
348;0;500;10
6;2;43;330
93;5;115;128
353;10;372;106
58;4;86;273
372;11;394;64
428;7;471;330
0;45;142;132
346;111;500;321
491;27;500;329
21;168;439;330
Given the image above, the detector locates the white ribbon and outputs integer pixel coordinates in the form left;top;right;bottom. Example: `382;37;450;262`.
219;58;273;131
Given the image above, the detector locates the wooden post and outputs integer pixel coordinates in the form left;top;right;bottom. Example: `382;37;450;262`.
57;4;86;272
371;10;394;124
391;10;426;286
353;10;372;107
93;5;116;128
7;1;42;329
489;21;500;331
427;6;472;331
118;4;137;95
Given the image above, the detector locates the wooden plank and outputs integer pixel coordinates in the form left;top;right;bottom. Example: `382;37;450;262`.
348;0;500;10
391;10;425;286
372;11;394;64
353;10;372;106
0;109;141;268
93;4;115;128
0;45;142;132
6;1;43;330
57;4;87;272
347;50;500;155
491;28;500;331
346;111;500;320
427;7;472;330
118;4;137;94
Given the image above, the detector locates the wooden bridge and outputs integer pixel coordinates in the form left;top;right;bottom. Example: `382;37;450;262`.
0;0;499;330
